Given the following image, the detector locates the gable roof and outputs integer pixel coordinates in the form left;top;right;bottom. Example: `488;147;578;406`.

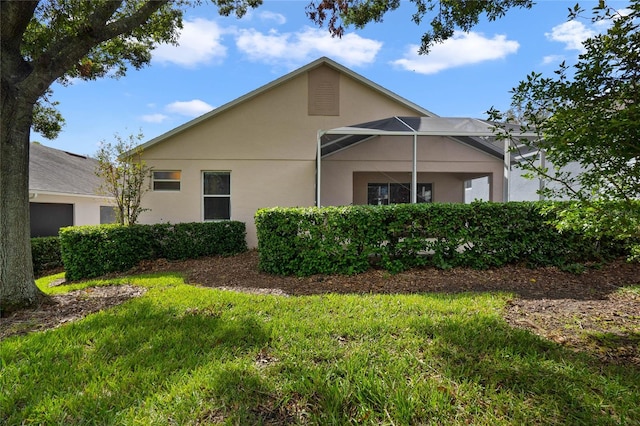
135;57;437;153
29;143;104;197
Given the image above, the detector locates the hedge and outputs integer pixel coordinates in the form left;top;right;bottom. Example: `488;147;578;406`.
60;221;247;281
32;236;62;276
255;202;627;276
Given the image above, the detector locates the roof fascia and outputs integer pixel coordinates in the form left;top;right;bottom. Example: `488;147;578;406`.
323;127;538;138
29;190;114;200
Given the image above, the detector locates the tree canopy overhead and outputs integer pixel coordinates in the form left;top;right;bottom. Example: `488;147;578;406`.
4;0;261;140
306;0;534;53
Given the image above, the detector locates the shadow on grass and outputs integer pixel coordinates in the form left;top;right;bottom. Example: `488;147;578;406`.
414;315;639;424
587;331;640;347
584;330;640;362
1;298;271;424
4;290;639;425
278;312;640;424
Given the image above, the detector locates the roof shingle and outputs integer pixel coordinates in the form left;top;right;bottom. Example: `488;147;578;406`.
29;143;103;196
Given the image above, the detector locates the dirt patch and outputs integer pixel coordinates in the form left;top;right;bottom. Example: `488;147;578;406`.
504;293;640;365
1;285;146;339
2;251;639;366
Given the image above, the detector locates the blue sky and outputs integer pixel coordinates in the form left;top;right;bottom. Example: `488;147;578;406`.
37;0;628;156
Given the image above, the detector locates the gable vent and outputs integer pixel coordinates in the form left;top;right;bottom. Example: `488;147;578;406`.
308;66;340;116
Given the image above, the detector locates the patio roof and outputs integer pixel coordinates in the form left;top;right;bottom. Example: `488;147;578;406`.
316;116;541;206
319;116;539;158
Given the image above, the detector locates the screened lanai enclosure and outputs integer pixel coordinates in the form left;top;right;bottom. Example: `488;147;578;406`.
316;116;539;207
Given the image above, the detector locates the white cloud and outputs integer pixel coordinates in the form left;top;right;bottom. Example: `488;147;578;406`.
545;7;631;53
235;27;382;67
166;100;214;117
236;29;290;60
153;18;227;67
260;11;286;25
542;54;565;65
392;32;519;75
545;21;595;52
140;113;169;123
593;7;632;31
616;8;633;18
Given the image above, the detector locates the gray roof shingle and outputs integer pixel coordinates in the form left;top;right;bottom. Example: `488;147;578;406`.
29;143;104;196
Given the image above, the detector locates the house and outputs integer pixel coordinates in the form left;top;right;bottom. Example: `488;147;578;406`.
465;168;544;202
136;57;531;247
29;142;115;237
465;155;584;202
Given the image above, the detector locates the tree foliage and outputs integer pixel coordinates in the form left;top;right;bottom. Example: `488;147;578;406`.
20;0;265;137
306;0;533;53
489;0;640;257
95;132;151;226
12;0;181;139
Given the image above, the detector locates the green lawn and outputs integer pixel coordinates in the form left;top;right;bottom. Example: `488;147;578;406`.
1;273;638;425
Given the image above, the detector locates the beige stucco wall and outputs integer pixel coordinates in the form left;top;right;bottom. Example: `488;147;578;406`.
140;159;315;247
29;193;113;226
140;64;428;247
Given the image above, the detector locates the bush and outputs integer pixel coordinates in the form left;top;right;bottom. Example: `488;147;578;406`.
31;236;62;276
255;202;628;276
60;222;246;281
549;200;640;262
154;222;247;261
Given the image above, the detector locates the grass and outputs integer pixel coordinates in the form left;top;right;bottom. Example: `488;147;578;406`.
1;274;639;425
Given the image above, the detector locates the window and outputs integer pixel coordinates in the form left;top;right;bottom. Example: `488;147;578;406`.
367;183;432;205
100;205;116;224
152;171;181;191
416;183;432;203
203;171;230;220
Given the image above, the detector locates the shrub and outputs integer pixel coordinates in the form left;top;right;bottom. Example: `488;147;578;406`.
255;202;627;276
60;221;246;281
31;236;62;276
59;224;154;281
154;221;247;261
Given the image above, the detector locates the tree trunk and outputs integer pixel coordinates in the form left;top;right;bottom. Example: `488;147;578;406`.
0;0;177;313
0;82;44;314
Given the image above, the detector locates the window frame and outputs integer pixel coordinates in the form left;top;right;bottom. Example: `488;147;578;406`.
367;182;433;205
152;170;181;192
202;171;231;221
100;205;117;224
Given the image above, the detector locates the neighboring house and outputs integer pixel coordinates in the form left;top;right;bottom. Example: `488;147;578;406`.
136;57;530;247
29;142;115;237
465;168;543;203
465;156;584;202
